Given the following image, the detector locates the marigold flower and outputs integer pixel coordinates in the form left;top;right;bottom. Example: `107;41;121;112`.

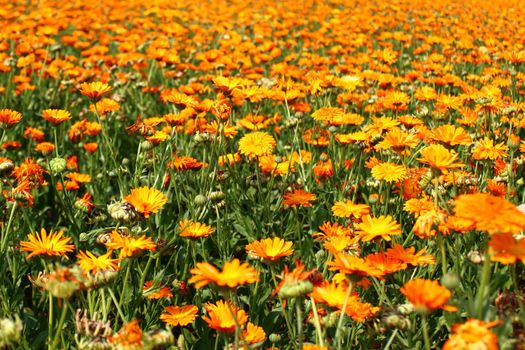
77;250;119;274
331;200;370;218
371;162;407;182
417;144;464;174
109;320;142;348
80;82;112;100
105;230;156;259
0;109;22;127
356;215;401;242
385;244;435;267
400;279;457;314
202;300;248;333
443;319;500;350
488;233;525;264
328;253;383;279
238;131;276;158
453;193;525;235
124;186;168;218
310;280;379;321
19;228;74;260
189;259;258;289
178;220;215;239
282;188;316;208
160;305;198;327
143;281;173;299
472;137;508;160
42;109;71;124
245;237;294;262
243;322;266;344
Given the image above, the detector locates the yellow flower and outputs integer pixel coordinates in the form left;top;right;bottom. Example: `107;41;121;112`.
245;237;294;262
332;200;370;218
356;215;401;241
238;131;276;158
124;186;168;218
371;162;407;182
189;259;258;289
77;250;119;274
19;228;75;260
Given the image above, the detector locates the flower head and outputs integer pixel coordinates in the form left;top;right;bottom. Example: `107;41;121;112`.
42;109;71;124
238;131;276;158
105;230;156;259
0;109;22;128
160;305;198;327
19;228;74;260
124;187;168;218
371;162;407;183
245;237;294;262
356;215;402;242
202;300;248;333
189;259;258;289
332;200;370;218
77;250;119;274
178;220;215;239
443;319;499;350
400;279;456;315
80;82;112;100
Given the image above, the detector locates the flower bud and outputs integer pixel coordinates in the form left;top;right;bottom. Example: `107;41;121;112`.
0;315;22;348
441;271;461;289
107;201;138;223
268;333;281;343
193;194;208;207
49;157;67;174
278;280;313;299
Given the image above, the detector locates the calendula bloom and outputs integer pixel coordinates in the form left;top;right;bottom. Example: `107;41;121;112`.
77;250;119;274
105;230;156;259
42;109;71;124
443;319;500;350
245;237;294;262
124;186;168;218
417;144;464;174
109;320;142;348
238;131;276;158
428;124;472;146
0;109;22;127
472;137;508;161
143;281;173;299
160;305;198;326
356;215;401;242
202;300;248;333
386;244;435;267
282;188;316;207
19;228;74;260
178;220;215;238
311;107;344;122
80;82;112;100
310;280;379;321
34;142;55;154
453;193;525;235
243;323;266;344
189;259;258;288
331;200;370;218
375;128;419;155
328;254;383;279
400;279;457;314
371;162;407;182
488;233;525;264
273;261;321;297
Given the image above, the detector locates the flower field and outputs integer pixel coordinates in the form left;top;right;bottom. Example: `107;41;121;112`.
1;0;525;348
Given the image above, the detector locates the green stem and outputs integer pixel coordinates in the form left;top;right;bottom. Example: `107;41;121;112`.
296;298;303;350
422;315;431;350
50;300;68;350
309;296;325;347
474;250;491;319
335;280;353;350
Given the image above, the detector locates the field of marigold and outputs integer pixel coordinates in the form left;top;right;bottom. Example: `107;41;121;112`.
2;0;525;349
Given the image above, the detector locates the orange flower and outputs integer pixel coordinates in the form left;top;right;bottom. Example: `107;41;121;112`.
443;319;500;350
0;109;22;127
189;259;258;288
428;124;472;147
400;279;457;314
328;253;383;279
202;300;248;333
385;244;435;267
105;230;156;259
282;188;316;208
245;237;294;262
80;82;112;100
356;215;401;242
34;142;55;154
453;193;525;235
243;322;266;344
124;186;168;218
417;144;464;174
331;200;370;218
310;280;379;321
109;320;142;348
42;109;71;124
488;233;525;264
371;162;407;183
178;220;215;238
160;305;198;326
77;250;119;274
83;142;98;153
143;281;173;299
19;228;74;260
238;131;276;158
472;137;508;160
